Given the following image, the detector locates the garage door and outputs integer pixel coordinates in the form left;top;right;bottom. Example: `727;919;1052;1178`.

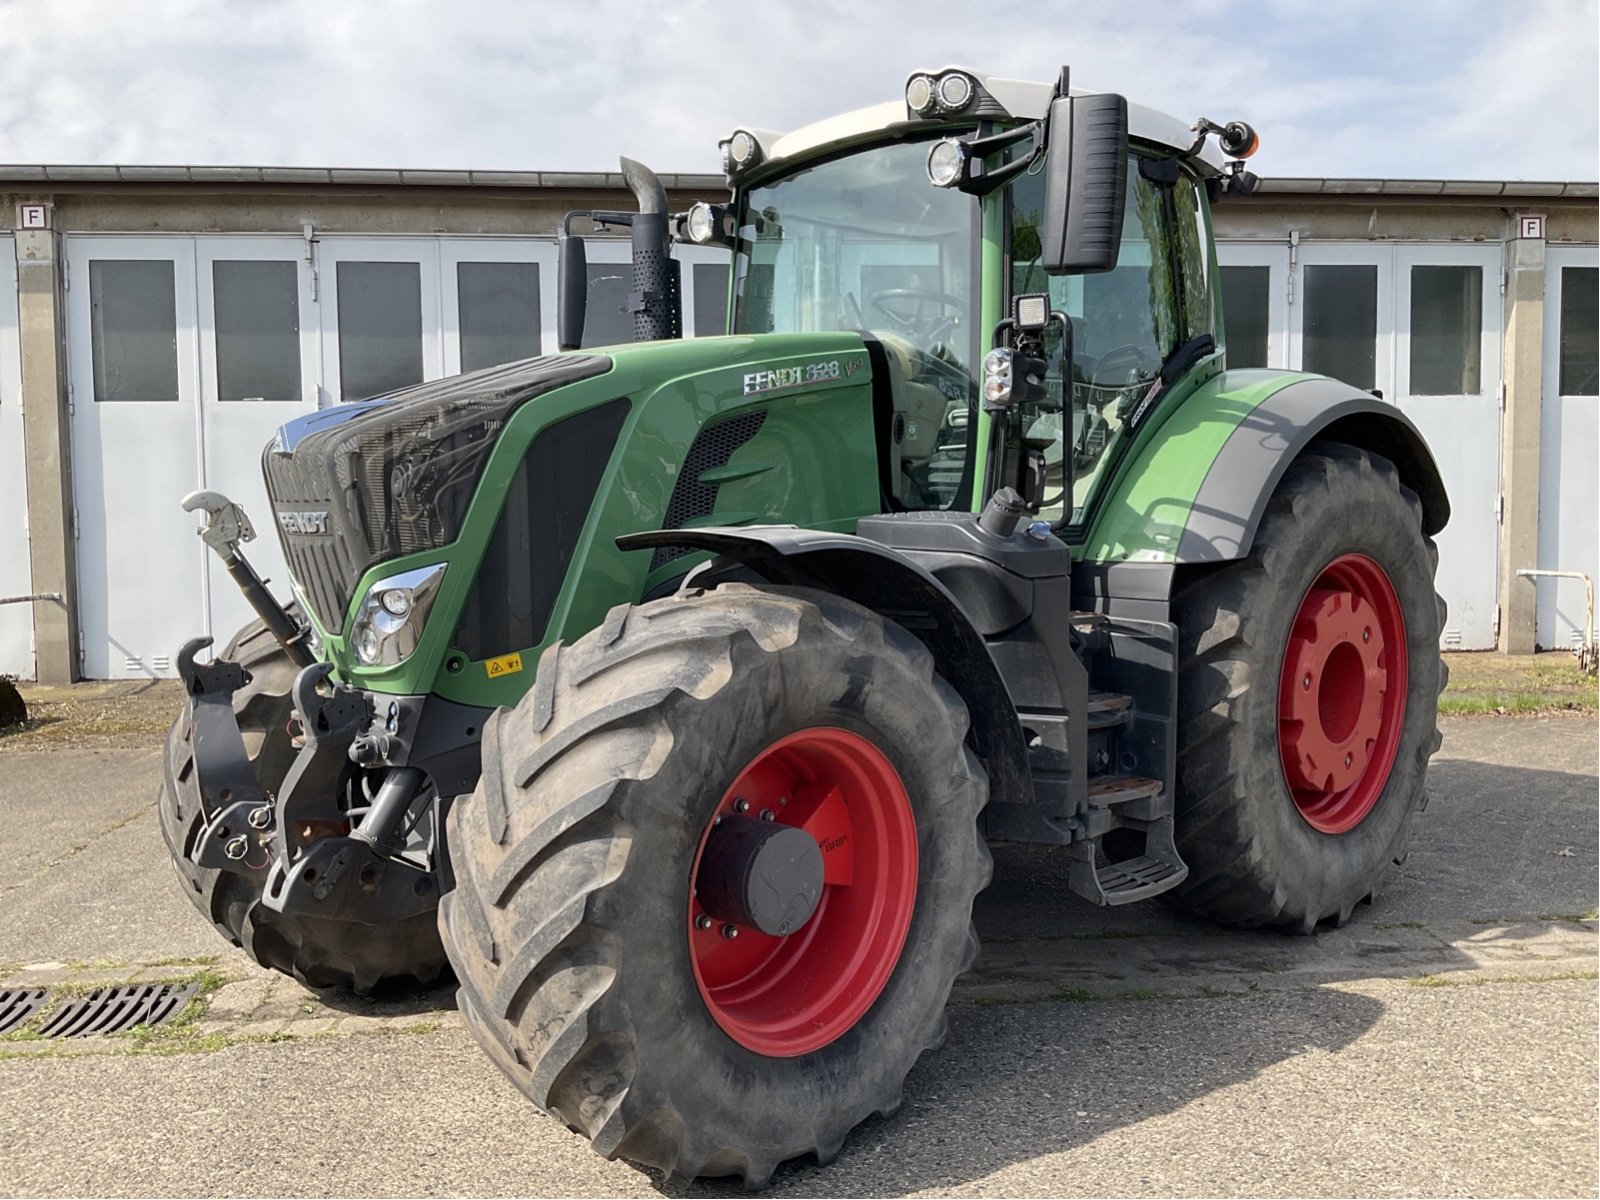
65;233;722;677
0;235;32;677
1537;246;1599;649
1218;241;1504;649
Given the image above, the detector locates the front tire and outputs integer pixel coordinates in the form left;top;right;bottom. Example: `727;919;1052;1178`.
1169;445;1445;931
440;583;990;1184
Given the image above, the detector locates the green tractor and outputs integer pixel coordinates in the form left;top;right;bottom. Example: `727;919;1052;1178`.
162;66;1447;1184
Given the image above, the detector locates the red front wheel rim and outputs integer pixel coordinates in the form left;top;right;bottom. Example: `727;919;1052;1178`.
1278;553;1409;834
688;727;918;1057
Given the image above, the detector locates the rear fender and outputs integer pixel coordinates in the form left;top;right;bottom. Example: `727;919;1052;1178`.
1080;372;1450;614
617;526;1034;808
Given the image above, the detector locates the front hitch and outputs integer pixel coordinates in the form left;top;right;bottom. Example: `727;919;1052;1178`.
182;490;315;668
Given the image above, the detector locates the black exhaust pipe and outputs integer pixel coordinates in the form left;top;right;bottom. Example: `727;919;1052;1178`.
555;158;683;351
620;157;681;343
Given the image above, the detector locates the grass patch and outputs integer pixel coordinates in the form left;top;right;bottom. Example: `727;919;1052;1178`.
1440;652;1596;715
1409;968;1599;988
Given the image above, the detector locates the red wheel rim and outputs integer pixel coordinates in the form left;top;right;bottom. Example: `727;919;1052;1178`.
1277;553;1408;834
687;727;918;1057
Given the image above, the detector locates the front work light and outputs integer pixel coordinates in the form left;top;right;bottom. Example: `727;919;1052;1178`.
936;71;973;111
722;129;763;176
926;139;967;188
906;74;936;115
350;563;447;667
685;202;723;245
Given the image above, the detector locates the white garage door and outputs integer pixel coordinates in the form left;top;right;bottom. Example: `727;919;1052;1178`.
0;236;32;678
1218;240;1504;649
1537;246;1599;649
65;233;724;677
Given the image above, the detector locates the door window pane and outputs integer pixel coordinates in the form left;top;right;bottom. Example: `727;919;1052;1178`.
692;262;730;336
1220;265;1270;368
89;259;178;402
1303;264;1377;391
336;261;423;401
458;261;541;372
1559;266;1598;396
1408;265;1482;395
582;261;633;349
213;260;301;402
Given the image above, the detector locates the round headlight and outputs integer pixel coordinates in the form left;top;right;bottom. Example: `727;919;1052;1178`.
686;202;718;245
926;139;966;189
355;626;381;665
906;74;936;115
379;588;412;618
728;130;758;168
936;72;974;111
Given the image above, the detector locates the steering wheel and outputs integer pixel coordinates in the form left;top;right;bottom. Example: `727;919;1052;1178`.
868;288;965;346
1085;343;1159;388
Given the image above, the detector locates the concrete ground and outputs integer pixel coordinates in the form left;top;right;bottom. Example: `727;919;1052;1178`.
0;714;1594;1198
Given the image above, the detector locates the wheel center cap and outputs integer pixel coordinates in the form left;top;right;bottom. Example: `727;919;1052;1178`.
696;815;825;937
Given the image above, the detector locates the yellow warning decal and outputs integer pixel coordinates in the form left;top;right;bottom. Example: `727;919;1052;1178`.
485;652;524;679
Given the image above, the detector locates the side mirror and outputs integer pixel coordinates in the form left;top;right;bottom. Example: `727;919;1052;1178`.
1040;93;1129;275
557;231;588;351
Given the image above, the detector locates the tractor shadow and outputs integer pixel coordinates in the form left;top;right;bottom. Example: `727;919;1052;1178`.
662;753;1596;1197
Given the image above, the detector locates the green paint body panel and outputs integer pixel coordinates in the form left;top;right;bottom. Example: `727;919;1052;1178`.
1079;367;1316;563
322;334;881;705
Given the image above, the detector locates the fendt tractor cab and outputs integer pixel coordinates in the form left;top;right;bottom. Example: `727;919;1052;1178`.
164;67;1448;1184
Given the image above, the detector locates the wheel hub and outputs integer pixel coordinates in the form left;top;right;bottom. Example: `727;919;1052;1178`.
687;727;917;1058
696;815;825;937
1277;553;1409;835
1279;588;1387;793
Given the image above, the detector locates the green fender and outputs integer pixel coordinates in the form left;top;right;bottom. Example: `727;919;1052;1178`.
1080;366;1449;569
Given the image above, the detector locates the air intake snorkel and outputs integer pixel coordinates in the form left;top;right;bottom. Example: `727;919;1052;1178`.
557;157;683;350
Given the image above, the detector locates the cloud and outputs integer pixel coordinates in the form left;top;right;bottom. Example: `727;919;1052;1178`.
0;0;1593;179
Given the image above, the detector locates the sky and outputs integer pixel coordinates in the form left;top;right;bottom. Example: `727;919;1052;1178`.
0;0;1595;181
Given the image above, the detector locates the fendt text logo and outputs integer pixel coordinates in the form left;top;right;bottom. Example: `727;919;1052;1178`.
277;510;330;536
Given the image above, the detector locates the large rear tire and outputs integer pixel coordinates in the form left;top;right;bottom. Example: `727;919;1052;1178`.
440;583;990;1185
158;616;448;992
1168;444;1445;931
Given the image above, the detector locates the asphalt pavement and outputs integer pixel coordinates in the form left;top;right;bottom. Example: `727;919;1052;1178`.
0;714;1594;1197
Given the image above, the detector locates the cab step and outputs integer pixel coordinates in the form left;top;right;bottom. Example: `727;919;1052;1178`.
1086;774;1161;807
1086;691;1133;731
1065;814;1188;906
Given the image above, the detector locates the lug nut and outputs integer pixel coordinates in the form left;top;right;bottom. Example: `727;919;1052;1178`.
1344;753;1353;767
1362;628;1371;642
733;798;750;814
1303;674;1312;690
224;836;248;860
695;914;713;931
721;923;740;940
759;809;775;821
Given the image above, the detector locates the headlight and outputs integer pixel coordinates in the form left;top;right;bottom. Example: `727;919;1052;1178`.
350;563;447;667
926;139;967;188
983;348;1013;406
936;71;974;111
685;201;721;245
906;73;936;115
722;129;762;175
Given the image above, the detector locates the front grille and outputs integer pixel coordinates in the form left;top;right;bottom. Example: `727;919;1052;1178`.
262;449;362;633
262;354;613;635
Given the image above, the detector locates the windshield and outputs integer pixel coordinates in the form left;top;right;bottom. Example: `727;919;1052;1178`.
732;138;979;509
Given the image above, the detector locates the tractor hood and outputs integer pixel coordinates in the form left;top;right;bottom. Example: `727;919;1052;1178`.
260;335;884;644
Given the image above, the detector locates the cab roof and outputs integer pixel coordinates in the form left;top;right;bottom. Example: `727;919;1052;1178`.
743;68;1228;181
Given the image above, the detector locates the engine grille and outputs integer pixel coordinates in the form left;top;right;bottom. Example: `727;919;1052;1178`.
262;448;363;634
649;409;769;571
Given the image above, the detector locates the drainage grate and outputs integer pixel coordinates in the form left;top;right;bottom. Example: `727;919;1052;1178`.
0;988;48;1034
36;983;201;1039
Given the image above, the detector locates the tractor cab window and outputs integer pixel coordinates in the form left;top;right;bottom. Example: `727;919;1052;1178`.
1009;153;1202;526
732;139;980;510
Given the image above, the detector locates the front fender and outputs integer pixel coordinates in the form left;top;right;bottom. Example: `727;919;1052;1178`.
617;525;1034;808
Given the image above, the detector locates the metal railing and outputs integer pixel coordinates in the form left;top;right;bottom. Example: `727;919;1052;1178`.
1516;569;1597;674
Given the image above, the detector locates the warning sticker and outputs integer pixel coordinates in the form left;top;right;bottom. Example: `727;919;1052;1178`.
485;652;524;679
